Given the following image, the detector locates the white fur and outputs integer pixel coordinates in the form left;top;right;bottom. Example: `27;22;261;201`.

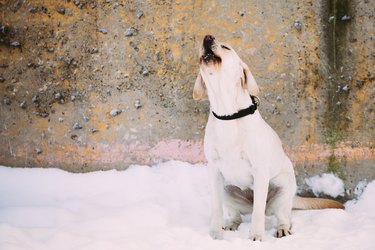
194;38;297;241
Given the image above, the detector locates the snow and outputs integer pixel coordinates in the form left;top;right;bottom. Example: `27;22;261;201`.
305;173;345;198
0;161;374;250
353;180;368;197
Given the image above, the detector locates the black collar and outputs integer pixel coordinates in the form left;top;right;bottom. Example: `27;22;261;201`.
212;96;259;121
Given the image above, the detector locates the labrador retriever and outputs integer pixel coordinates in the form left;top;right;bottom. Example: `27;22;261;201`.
193;35;344;241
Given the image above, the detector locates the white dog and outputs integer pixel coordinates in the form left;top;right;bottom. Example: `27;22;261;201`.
193;35;343;241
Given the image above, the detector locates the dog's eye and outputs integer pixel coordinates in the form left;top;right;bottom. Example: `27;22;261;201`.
221;45;231;50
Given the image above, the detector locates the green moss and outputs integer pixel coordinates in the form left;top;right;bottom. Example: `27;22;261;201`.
327;154;345;180
323;129;345;146
324;0;351;139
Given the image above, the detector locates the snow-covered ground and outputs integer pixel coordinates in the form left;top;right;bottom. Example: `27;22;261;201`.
0;161;374;250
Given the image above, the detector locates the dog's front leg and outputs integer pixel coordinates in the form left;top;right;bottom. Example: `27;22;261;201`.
249;173;269;241
208;163;224;240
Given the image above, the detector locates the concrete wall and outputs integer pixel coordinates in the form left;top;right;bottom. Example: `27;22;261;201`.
0;0;374;198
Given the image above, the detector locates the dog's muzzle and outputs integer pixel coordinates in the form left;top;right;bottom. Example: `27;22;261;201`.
201;35;221;64
203;35;215;53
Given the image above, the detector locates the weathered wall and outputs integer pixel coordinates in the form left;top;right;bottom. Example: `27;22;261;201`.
0;0;374;198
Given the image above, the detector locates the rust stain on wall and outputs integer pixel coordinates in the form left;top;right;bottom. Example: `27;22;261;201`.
0;137;373;172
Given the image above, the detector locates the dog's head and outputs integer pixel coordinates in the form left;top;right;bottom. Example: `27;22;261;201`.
193;35;259;101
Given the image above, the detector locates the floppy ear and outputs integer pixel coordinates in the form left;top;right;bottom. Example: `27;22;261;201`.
241;61;259;96
193;73;207;100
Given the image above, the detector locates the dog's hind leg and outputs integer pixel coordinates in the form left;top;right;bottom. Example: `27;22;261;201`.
222;185;252;231
223;204;242;231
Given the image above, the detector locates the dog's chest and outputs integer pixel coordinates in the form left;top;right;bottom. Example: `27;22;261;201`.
206;121;255;188
216;150;254;189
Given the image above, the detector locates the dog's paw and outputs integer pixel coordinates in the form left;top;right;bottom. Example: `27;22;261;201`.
275;224;292;238
249;234;263;241
209;229;224;240
222;222;240;231
249;226;264;241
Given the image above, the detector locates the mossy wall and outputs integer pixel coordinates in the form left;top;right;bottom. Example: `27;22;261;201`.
0;0;374;197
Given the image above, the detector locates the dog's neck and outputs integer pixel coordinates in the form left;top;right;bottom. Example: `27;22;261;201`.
207;84;255;117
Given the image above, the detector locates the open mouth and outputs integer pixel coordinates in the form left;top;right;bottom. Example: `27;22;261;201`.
201;35;221;64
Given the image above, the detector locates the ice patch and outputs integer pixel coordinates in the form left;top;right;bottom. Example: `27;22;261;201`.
305;173;345;198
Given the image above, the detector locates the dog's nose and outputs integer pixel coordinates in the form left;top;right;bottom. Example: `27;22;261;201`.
204;35;215;44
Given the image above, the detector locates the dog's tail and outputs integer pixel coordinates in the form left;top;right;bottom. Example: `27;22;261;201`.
293;196;344;210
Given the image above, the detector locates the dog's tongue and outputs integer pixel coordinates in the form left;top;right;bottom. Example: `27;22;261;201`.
203;35;215;52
